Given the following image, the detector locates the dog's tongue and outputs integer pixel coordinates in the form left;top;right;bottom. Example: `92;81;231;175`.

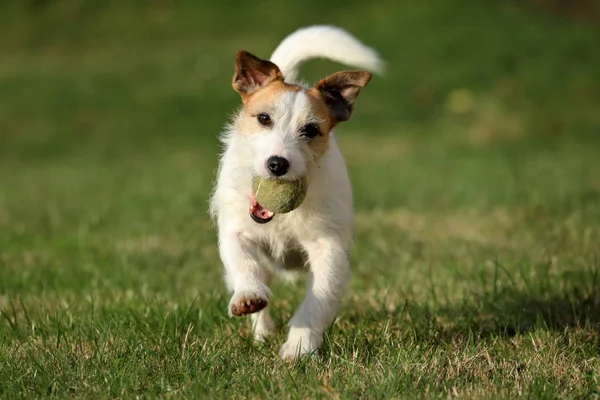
249;191;275;220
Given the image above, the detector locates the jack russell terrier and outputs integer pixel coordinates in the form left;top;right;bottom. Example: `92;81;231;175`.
210;25;383;360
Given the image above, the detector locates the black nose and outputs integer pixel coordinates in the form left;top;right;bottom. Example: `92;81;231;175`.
267;156;290;177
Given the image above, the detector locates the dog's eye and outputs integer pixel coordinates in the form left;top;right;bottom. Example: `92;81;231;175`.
257;113;272;126
300;123;320;139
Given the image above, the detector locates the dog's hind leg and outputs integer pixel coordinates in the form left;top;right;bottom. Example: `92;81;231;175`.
249;264;276;342
250;246;308;341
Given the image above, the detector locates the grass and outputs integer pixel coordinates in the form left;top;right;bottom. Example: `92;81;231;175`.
1;0;600;398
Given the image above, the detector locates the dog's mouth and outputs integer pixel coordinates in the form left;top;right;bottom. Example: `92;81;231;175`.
249;190;274;224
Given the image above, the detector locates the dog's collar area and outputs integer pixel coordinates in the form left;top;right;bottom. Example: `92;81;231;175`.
249;190;275;224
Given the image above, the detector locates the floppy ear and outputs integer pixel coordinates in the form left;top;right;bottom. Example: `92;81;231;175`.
314;71;372;123
232;51;283;95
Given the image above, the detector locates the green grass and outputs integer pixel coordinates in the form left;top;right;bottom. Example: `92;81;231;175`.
1;0;600;398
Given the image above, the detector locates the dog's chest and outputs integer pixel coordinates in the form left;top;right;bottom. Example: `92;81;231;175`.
248;213;311;252
261;238;307;272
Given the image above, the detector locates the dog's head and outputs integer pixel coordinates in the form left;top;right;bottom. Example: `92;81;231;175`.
231;51;372;180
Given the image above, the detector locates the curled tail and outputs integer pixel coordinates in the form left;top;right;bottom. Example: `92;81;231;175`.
269;25;385;83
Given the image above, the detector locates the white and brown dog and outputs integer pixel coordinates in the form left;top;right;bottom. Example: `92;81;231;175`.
210;25;383;360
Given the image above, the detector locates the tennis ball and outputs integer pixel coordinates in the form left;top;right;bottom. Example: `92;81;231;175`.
252;176;308;213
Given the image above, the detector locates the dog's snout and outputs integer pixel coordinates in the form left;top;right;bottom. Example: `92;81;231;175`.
267;156;290;177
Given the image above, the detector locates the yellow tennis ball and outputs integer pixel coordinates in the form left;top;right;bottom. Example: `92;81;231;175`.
252;176;308;213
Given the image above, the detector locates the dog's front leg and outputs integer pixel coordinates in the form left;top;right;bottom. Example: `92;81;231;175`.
219;232;272;318
280;237;350;360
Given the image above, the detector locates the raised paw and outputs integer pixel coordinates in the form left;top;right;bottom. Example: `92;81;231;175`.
228;291;268;317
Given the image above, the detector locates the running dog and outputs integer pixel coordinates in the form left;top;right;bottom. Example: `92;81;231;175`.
210;25;383;360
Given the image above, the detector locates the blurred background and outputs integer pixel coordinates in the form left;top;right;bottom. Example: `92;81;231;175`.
2;0;599;160
2;0;600;297
1;0;599;295
1;0;600;297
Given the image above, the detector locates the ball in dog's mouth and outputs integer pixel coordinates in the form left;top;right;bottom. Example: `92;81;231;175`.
248;176;308;224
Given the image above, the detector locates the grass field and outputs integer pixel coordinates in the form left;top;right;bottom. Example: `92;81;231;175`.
1;0;600;398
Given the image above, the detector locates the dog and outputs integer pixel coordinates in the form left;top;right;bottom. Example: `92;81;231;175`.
210;25;383;360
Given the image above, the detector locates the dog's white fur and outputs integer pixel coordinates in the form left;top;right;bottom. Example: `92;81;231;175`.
210;25;383;360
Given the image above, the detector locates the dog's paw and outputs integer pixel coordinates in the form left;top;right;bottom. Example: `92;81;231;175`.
228;289;269;317
279;328;322;361
252;314;276;343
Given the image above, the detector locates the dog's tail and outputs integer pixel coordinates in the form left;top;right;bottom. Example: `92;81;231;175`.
269;25;385;83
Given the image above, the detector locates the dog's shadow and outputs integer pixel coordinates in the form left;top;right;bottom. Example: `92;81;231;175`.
341;267;600;347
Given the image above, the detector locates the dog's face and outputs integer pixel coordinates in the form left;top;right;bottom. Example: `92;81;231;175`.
232;51;372;180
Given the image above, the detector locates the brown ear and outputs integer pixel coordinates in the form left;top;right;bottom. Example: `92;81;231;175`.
314;71;372;123
232;51;283;95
